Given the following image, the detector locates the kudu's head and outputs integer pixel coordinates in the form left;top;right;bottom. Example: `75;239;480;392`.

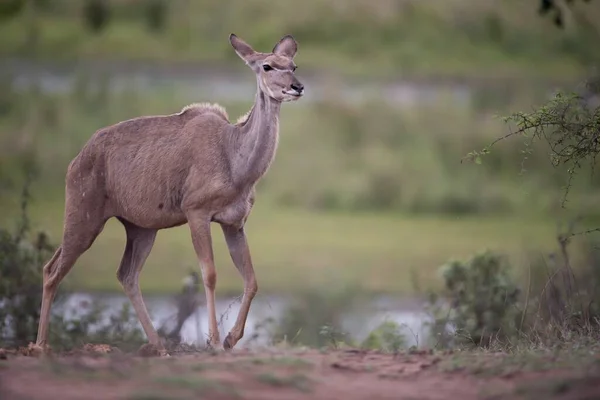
229;33;304;102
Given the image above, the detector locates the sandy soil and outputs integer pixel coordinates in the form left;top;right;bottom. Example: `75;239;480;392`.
0;345;599;400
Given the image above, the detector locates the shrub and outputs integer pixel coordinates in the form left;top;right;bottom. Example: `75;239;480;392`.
82;0;111;33
426;218;600;350
270;284;368;348
0;174;146;351
360;320;406;353
519;222;600;341
144;0;168;33
49;301;146;352
427;251;521;348
0;173;56;347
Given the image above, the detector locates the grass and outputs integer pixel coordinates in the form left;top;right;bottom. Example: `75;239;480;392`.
1;63;599;297
0;0;598;80
438;337;600;377
154;375;232;395
1;86;596;296
247;356;313;369
2;346;599;399
511;373;600;400
4;83;600;217
128;394;181;400
436;342;600;400
0;194;561;296
254;371;312;392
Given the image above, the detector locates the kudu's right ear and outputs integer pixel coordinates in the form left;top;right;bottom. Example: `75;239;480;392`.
229;34;257;65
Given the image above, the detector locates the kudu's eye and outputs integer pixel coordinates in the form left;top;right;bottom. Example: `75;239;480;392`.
262;64;273;72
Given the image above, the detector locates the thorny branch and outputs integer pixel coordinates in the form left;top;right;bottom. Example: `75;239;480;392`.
464;77;600;209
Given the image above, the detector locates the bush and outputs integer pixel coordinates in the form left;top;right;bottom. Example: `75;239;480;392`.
270;284;368;348
49;301;146;352
427;251;521;348
520;222;600;341
426;218;600;350
82;0;111;33
360;320;406;353
0;175;146;351
144;0;168;33
0;174;56;347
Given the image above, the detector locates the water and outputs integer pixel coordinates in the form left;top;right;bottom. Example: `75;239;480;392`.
59;292;432;348
2;59;472;107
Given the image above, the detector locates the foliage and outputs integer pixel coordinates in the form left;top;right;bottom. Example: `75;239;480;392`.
49;301;146;352
427;218;600;350
0;0;24;21
82;0;111;33
427;251;521;348
539;0;593;28
270;285;367;348
360;320;406;353
0;172;146;351
466;75;600;206
520;221;600;342
8;77;595;218
144;0;168;33
0;169;56;347
0;0;598;79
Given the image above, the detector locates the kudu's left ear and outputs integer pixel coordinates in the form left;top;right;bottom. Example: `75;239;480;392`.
272;35;298;59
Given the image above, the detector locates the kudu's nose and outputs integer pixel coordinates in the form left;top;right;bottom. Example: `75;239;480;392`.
291;83;304;94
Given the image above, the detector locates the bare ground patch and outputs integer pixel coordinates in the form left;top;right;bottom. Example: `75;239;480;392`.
0;345;599;400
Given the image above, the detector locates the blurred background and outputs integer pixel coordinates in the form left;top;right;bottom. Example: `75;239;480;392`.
1;0;600;350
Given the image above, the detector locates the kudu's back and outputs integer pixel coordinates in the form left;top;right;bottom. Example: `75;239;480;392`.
66;107;231;230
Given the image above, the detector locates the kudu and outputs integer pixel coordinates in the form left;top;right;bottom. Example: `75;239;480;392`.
35;33;304;355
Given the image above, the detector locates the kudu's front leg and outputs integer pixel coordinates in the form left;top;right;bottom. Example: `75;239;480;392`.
187;212;221;347
220;224;258;349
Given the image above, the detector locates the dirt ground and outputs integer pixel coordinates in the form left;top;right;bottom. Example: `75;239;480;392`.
1;345;599;400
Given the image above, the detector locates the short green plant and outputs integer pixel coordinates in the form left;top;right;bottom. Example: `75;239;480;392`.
0;171;56;347
427;251;521;348
82;0;111;33
270;285;366;348
0;173;145;351
144;0;168;33
49;302;146;352
466;75;600;206
318;324;348;349
360;320;406;353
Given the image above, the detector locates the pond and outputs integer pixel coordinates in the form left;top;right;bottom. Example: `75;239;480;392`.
58;292;433;348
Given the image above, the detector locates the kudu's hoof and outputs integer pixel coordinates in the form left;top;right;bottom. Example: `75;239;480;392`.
23;343;49;357
205;338;223;351
223;334;235;350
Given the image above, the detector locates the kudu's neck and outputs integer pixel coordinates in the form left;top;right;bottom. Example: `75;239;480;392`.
230;80;281;186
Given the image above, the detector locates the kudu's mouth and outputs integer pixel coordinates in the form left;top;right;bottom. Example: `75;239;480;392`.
284;82;304;98
283;88;304;97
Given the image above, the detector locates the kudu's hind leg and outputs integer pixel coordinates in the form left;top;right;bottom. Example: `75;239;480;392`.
221;224;257;350
115;220;162;353
36;215;106;348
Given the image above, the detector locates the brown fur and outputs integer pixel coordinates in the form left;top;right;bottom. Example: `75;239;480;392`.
35;34;304;354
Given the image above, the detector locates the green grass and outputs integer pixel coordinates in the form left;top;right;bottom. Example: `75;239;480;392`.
1;86;595;296
1;194;560;296
438;340;600;378
4;84;600;219
255;371;312;392
0;0;598;80
1;62;599;297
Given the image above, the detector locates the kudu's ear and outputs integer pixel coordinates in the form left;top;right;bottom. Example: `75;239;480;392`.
272;35;298;59
229;33;257;64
